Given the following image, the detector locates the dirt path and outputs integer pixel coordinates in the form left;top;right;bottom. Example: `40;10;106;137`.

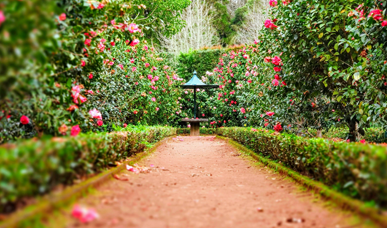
57;136;364;228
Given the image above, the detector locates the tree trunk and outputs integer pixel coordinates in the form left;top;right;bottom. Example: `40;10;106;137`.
316;130;322;138
348;119;360;142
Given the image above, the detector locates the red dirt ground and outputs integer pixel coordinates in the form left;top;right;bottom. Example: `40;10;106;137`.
58;136;366;228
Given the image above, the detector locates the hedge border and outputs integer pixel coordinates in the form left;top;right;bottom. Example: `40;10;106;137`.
0;136;173;228
217;135;387;227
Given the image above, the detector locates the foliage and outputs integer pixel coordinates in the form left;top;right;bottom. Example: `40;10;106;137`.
0;125;175;213
218;127;387;208
0;0;189;143
253;0;387;140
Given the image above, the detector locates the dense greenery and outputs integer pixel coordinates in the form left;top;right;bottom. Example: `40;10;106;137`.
218;127;387;208
0;125;175;213
0;0;189;143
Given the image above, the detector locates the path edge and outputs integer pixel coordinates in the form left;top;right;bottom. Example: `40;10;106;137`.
0;136;174;228
217;135;387;227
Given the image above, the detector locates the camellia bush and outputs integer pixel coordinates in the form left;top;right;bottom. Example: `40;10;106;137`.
0;0;190;143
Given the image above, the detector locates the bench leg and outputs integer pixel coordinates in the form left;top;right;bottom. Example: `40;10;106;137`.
190;122;200;136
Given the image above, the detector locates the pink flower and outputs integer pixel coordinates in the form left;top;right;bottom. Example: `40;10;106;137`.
148;75;153;80
89;108;102;119
90;31;97;37
88;73;93;79
97;120;103;126
0;11;5;26
273;67;281;72
20;115;29;125
59;13;66;21
247;79;252;83
71;125;81;136
145;63;150;67
79;95;87;103
273;123;283;132
87;90;94;95
151;97;156;102
360;139;366;144
111;19;116;25
108;61;114;66
272;79;279;86
100;38;106;43
132;67;137;72
271;56;282;65
382;20;387;27
144;45;148;51
71;205;99;223
269;0;277;7
118;64;124;70
97;3;105;9
264;122;269;127
241;108;246;114
128;23;139;33
368;9;383;21
156;107;159;111
130;58;135;63
266;112;275;116
124;123;127;128
254;39;258;44
264;19;277;29
130;39;140;46
84;39;91;46
243;54;249;59
98;42;105;51
264;57;271;63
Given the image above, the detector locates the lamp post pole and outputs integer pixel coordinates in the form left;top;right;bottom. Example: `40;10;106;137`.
194;86;197;118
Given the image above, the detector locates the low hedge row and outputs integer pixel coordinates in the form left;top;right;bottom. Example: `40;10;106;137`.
307;127;387;143
176;128;217;135
0;126;176;213
217;127;387;208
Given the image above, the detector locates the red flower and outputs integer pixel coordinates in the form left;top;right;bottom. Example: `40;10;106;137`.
281;81;287;86
264;122;269;127
269;0;277;7
273;67;282;72
271;56;282;65
59;13;66;21
368;9;383;21
360;139;366;144
273;123;283;132
130;39;140;46
81;60;86;67
134;110;138;114
264;19;278;29
89;73;93;79
266;112;275;116
274;74;280;80
20;115;29;125
110;41;115;46
71;125;81;136
272;79;279;86
84;39;91;46
124;123;127;128
97;120;103;126
382;21;387;27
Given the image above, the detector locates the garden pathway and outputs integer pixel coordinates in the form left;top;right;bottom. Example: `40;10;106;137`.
59;136;363;228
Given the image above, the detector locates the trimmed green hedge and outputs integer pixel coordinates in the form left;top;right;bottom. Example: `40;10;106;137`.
177;128;217;135
307;127;387;143
0;126;175;213
217;127;387;208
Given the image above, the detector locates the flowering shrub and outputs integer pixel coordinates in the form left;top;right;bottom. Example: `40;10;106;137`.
0;0;189;143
